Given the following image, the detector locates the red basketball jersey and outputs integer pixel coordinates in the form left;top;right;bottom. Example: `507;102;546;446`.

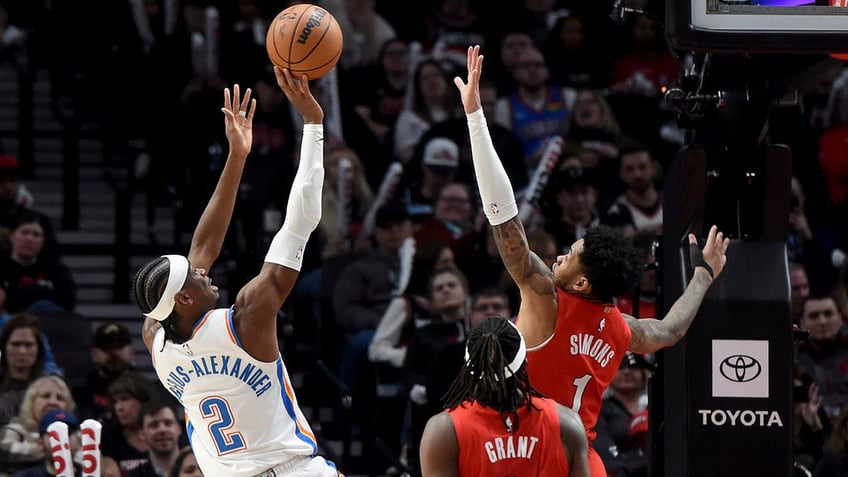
523;289;632;440
449;398;570;477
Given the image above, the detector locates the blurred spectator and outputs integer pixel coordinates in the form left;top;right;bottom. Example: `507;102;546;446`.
219;0;269;86
101;372;157;476
0;313;60;380
617;231;658;319
793;362;831;472
424;288;511;415
493;47;576;173
420;0;487;72
540;159;601;253
414;77;528;190
168;446;203;477
603;143;663;235
527;227;559;270
400;136;460;225
316;145;375;260
126;399;182;477
457;226;515;314
836;261;848;323
504;0;570;47
365;238;448;463
485;30;533;97
812;408;848;476
796;295;848;419
0;157;57;260
369;240;455;370
333;203;413;337
0;156;32;210
332;203;413;432
788;176;843;295
0;212;76;314
541;15;608;89
12;409;81;477
73;323;135;423
609;13;677;98
402;267;470;474
0;376;75;476
414;182;479;260
818;122;848;251
791;262;813;324
336;0;396;70
102;457;122;477
392;59;461;164
0;313;47;427
346;38;410;144
562;89;629;201
595;352;652;477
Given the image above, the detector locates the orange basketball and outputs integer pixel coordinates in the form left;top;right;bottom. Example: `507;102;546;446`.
265;4;343;80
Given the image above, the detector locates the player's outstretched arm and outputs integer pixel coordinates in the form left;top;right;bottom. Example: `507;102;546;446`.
626;225;729;353
456;45;557;346
143;85;255;353
420;412;459;477
557;404;590;477
235;68;324;362
188;85;256;272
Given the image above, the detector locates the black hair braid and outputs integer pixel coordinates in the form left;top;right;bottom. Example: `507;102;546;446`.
132;257;183;347
441;317;543;433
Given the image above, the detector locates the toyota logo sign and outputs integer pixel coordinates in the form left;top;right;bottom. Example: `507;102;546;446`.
712;340;769;398
719;354;761;383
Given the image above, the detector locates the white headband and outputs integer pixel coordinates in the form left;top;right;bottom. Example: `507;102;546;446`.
144;255;190;321
464;319;527;378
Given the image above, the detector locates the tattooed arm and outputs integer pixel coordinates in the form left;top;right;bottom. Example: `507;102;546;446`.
455;46;559;347
492;217;559;347
627;225;729;353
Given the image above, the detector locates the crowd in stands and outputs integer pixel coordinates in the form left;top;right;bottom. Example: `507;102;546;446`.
0;0;847;475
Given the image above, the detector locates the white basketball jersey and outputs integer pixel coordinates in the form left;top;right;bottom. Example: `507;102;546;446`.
152;307;318;477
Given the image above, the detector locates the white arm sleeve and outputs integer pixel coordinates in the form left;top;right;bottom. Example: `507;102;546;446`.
466;108;518;226
265;124;324;271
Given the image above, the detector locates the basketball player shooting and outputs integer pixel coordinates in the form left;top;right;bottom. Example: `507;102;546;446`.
133;68;342;477
455;45;730;477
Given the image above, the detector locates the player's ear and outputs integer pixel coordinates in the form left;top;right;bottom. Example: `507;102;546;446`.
572;276;591;293
175;291;192;306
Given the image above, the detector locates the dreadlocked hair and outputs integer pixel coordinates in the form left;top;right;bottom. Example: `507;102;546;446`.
580;225;645;300
441;316;543;434
132;257;183;346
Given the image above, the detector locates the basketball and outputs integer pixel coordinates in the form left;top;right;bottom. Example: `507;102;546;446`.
265;4;343;80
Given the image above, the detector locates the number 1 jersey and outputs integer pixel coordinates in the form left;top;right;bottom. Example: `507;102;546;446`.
523;289;632;440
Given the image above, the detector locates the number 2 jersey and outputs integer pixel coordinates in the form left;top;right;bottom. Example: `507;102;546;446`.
523;289;632;440
449;398;570;476
151;307;319;477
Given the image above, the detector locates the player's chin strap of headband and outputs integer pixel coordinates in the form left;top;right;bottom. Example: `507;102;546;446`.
144;255;190;322
464;320;527;379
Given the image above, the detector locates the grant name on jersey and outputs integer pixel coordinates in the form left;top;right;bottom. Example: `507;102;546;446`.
484;435;540;463
163;355;273;399
569;334;614;367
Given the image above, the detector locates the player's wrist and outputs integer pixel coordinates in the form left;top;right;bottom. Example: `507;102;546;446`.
694;262;714;282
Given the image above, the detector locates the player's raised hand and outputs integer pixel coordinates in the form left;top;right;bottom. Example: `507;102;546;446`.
274;66;323;124
689;225;730;281
221;84;256;158
453;45;484;114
